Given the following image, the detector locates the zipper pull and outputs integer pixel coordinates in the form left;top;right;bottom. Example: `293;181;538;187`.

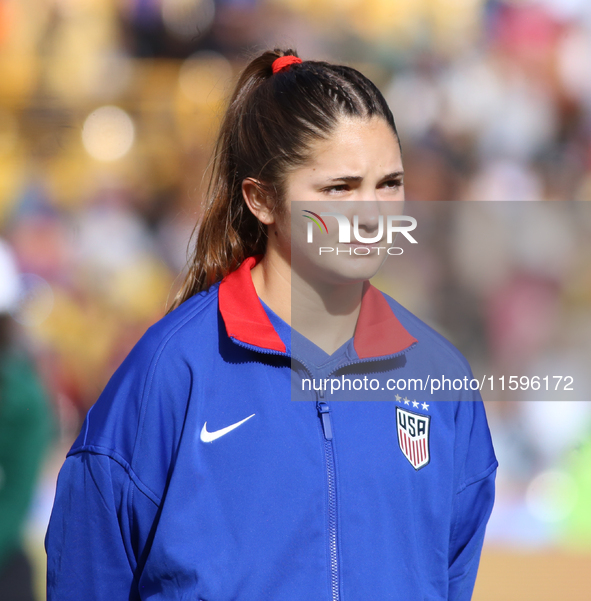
317;401;333;440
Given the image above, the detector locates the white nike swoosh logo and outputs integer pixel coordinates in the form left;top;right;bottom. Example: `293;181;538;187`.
200;414;255;443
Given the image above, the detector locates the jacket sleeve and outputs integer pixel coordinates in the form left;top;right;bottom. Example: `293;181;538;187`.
45;451;139;601
448;397;498;601
45;317;192;600
448;466;496;600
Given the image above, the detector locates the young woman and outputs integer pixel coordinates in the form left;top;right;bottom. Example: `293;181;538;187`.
46;49;497;601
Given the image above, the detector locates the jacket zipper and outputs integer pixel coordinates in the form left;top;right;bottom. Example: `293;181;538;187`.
317;388;340;601
231;336;417;601
231;338;341;599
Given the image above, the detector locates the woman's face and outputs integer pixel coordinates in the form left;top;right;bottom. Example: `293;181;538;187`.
277;115;405;285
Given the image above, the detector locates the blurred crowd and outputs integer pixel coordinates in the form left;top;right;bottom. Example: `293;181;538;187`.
0;0;591;596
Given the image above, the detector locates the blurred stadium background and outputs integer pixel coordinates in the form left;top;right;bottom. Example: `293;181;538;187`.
0;0;590;599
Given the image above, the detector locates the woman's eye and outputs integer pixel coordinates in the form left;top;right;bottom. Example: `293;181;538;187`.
322;184;349;194
382;179;403;190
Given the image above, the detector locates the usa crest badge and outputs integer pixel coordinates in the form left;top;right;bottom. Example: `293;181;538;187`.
396;407;430;470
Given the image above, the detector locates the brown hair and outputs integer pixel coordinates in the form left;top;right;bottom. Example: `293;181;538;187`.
167;48;399;312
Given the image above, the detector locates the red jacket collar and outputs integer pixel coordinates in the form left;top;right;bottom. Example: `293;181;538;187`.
218;256;417;358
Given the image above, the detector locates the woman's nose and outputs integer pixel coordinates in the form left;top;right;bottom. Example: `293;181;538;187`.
351;200;382;231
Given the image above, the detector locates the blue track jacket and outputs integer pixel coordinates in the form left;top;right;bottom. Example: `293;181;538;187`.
46;255;497;600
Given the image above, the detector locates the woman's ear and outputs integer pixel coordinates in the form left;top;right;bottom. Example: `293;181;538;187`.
242;178;276;225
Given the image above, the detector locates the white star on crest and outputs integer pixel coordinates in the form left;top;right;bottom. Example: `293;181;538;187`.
422;402;429;411
403;397;410;405
412;400;419;408
395;394;401;403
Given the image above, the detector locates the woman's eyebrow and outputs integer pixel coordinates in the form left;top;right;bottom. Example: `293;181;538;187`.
328;175;363;183
381;171;404;180
328;171;404;183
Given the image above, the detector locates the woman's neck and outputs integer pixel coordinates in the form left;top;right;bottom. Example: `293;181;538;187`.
250;252;364;355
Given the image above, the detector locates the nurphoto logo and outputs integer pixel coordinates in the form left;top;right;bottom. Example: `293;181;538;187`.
302;210;418;255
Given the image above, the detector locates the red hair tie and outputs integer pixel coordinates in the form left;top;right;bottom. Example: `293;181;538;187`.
272;55;302;74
